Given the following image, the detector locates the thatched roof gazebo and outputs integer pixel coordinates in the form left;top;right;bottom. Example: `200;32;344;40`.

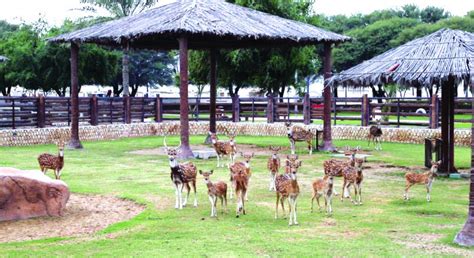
50;0;350;156
329;28;474;174
329;28;474;246
0;56;7;62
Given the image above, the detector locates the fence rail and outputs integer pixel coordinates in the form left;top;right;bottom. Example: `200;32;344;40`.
0;95;471;129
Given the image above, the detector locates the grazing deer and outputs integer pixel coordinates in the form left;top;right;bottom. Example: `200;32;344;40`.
38;141;65;180
311;175;334;215
404;161;440;202
285;122;314;155
275;158;302;226
340;161;364;205
368;120;383;150
229;152;254;200
267;146;281;191
199;170;227;217
209;132;237;167
230;166;249;218
164;137;198;209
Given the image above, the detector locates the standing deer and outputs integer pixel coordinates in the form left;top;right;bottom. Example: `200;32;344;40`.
285;122;314;155
323;150;363;196
230;166;249;218
275;158;302;226
267;146;281;191
199;170;227;217
209;132;237;167
341;160;364;205
368;120;383;150
229;152;254;200
38;141;65;180
311;175;334;215
404;161;440;202
164;137;198;209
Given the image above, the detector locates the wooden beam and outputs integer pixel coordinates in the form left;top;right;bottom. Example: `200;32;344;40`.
178;37;194;159
322;42;334;151
440;75;456;174
68;42;83;149
122;40;130;96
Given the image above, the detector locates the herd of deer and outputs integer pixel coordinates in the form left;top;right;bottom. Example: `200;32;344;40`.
35;122;440;226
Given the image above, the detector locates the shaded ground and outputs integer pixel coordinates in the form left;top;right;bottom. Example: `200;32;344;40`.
0;194;144;243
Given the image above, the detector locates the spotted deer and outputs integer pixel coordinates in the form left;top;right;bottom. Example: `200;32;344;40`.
199;170;227;217
341;161;364;205
229;152;254;200
323;151;363;196
285;154;299;174
404;161;440;202
164;137;198;209
230;165;249;218
275;158;302;226
267;146;281;191
38;141;65;180
209;132;237;167
311;175;334;215
368;120;383;150
285;122;313;155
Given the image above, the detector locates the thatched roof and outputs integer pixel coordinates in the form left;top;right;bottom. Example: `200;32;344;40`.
329;28;474;87
49;0;349;49
0;56;7;62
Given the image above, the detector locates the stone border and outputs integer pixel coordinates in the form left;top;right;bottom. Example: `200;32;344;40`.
0;122;470;147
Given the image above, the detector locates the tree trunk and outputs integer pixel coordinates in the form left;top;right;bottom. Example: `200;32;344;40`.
131;84;138;97
453;81;474;246
439;75;457;174
322;43;334;151
205;49;217;145
122;41;130;97
67;42;83;149
177;37;193;159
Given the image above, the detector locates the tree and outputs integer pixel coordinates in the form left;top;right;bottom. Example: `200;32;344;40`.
80;0;158;17
420;6;450;23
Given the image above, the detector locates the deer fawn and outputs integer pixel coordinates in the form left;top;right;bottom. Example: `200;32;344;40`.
200;170;227;217
164;137;198;209
340;159;364;205
404;161;440;202
267;146;281;191
275;158;302;226
311;175;334;215
285;122;313;155
209;132;237;167
368;120;383;150
229;152;254;200
38;141;65;180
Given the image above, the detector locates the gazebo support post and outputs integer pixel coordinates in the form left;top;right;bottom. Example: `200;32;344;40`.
322;42;334;151
122;40;130;97
67;42;83;149
178;37;194;159
453;81;474;246
205;49;217;144
440;75;457;174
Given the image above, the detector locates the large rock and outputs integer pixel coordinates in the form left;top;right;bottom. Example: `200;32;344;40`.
0;167;70;221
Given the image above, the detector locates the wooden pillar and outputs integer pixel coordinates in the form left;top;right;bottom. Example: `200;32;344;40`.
440;75;456;174
90;94;98;126
37;95;45;128
322;43;334;151
178;37;193;159
454;81;474;246
429;94;439;129
123;95;131;124
361;94;370;126
122;40;130;97
267;94;274;123
303;93;310;125
155;94;163;122
232;95;240;122
68;42;83;149
205;49;217;144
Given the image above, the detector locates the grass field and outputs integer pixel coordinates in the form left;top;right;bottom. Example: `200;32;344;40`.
0;136;473;256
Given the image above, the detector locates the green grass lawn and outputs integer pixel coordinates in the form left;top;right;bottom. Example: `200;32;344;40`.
0;136;473;256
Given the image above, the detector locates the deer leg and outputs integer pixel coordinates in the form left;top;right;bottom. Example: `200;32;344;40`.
404;183;412;200
341;181;346;202
287;198;293;226
269;173;274;191
426;182;432;202
55;169;60;180
281;197;287;219
293;197;298;225
224;193;228;214
290;140;295;155
213;196;218;217
192;180;198;207
357;184;362;205
308;140;312;155
275;193;280;219
352;184;358;205
311;191;316;213
208;195;214;216
182;183;190;207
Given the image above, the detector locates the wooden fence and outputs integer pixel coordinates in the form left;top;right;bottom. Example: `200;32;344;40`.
0;94;471;129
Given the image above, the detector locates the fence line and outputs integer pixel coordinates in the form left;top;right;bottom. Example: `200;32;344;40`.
0;94;471;129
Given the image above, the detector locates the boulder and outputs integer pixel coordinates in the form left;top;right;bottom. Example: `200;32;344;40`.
0;167;70;221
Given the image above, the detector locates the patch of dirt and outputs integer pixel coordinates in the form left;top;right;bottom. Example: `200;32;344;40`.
393;233;474;256
0;194;144;243
129;144;288;156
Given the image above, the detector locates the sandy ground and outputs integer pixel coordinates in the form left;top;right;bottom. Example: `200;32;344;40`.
0;194;144;243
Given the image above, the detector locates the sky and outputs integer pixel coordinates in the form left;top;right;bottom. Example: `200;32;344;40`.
0;0;472;27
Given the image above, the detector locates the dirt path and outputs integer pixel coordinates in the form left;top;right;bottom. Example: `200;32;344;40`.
0;194;144;243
